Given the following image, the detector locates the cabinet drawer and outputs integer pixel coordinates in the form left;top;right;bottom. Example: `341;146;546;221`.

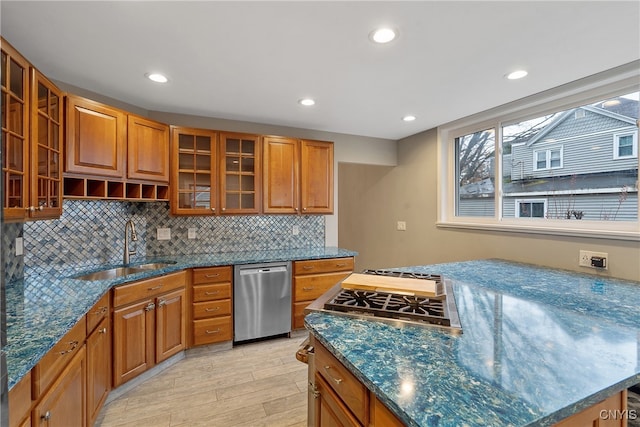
193;299;231;319
192;316;232;346
293;302;308;329
193;266;232;285
294;272;351;302
193;283;231;302
113;271;186;307
86;292;110;334
315;340;368;425
294;257;354;276
32;317;87;399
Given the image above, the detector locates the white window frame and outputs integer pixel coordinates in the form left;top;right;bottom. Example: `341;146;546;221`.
515;199;547;218
533;147;564;171
437;62;640;241
613;131;638;160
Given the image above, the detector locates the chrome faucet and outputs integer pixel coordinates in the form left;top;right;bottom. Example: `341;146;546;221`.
123;219;138;265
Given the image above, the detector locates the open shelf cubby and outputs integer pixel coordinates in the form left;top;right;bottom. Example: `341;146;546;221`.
63;176;170;202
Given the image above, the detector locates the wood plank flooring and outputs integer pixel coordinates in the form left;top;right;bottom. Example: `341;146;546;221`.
95;332;309;427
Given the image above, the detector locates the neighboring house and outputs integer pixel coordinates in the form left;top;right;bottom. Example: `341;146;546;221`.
458;96;639;220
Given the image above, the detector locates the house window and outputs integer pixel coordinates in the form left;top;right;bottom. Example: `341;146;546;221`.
440;77;639;239
516;199;547;218
533;148;563;171
613;132;638;159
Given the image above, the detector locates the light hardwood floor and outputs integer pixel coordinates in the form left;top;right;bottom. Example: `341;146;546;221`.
95;332;310;427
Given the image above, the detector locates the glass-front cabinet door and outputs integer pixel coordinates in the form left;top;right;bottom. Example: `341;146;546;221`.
171;127;218;215
1;41;29;221
30;69;63;219
219;132;261;214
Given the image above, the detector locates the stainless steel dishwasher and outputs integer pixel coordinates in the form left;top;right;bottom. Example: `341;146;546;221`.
234;261;292;343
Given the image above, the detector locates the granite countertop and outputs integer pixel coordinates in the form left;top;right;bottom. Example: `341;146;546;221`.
305;259;640;427
4;246;356;390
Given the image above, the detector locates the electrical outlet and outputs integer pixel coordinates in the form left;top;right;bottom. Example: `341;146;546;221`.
397;221;407;231
16;237;24;256
188;228;197;239
157;227;171;241
292;226;300;236
579;250;609;270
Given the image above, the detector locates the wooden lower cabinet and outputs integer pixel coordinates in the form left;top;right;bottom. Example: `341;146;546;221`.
315;373;362;427
553;389;629;427
33;345;86;427
86;317;111;426
292;257;354;329
8;371;32;427
113;272;187;387
190;266;233;346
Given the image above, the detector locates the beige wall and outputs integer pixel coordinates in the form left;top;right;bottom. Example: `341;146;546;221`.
339;128;640;282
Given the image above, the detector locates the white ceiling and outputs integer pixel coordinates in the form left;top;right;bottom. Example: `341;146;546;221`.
2;1;639;140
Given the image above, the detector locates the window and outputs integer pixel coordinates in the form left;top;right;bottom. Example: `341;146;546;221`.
613;131;638;159
533;148;563;171
438;69;639;240
516;199;547;218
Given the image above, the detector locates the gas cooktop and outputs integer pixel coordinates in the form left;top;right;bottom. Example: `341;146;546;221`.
310;269;462;333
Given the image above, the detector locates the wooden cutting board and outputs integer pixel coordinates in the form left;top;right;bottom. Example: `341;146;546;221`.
340;273;443;297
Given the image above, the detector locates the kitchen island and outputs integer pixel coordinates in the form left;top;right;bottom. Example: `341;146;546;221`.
4;246;356;390
305;259;640;426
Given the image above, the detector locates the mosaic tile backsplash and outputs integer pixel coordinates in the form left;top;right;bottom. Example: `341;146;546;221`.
21;200;324;278
2;223;24;283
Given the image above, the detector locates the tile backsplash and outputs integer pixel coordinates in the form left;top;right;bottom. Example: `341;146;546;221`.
2;223;24;283
20;200;324;278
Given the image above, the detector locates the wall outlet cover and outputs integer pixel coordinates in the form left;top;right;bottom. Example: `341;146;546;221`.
188;228;197;239
16;237;24;256
157;227;171;241
397;221;407;231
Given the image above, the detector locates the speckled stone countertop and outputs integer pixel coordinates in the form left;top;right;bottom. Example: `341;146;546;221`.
4;246;356;390
305;259;640;427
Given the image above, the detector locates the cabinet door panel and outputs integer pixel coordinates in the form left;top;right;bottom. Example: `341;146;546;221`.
263;136;298;213
156;288;186;363
65;95;126;178
113;299;154;387
128;115;169;182
86;317;111;426
33;346;86;427
315;374;361;427
301;140;333;214
219;132;261;214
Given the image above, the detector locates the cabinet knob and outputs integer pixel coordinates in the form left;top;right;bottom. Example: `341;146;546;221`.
294;207;298;211
303;207;307;211
211;207;216;212
158;299;166;308
221;208;226;212
41;411;51;421
99;327;107;334
145;302;156;312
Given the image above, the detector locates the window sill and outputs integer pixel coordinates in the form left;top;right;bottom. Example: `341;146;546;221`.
436;220;640;242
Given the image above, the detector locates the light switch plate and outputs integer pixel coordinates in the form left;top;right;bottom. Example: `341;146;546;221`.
16;237;24;256
292;225;300;236
188;228;197;239
396;221;407;231
157;227;171;241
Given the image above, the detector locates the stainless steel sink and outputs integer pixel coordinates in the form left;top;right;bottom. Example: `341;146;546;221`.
74;261;176;281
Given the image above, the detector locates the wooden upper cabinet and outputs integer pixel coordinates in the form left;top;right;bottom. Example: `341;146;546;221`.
301;139;333;214
127;115;169;182
263;137;334;215
30;69;63;219
219;132;261;214
1;39;30;221
65;95;126;178
1;38;63;221
170;126;218;215
263;136;299;214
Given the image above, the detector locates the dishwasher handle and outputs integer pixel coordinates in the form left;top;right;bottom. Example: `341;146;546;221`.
239;265;288;275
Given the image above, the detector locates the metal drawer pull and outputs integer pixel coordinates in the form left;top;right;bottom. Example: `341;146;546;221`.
59;341;79;355
205;307;220;312
41;411;51;421
205;273;220;278
205;328;221;334
303;266;314;270
94;306;108;315
336;263;346;267
148;285;163;291
323;366;343;384
205;291;220;295
302;287;315;291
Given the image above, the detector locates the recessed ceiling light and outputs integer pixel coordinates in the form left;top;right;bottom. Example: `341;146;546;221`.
299;98;315;106
370;27;397;44
146;73;168;83
506;70;528;80
402;115;416;122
